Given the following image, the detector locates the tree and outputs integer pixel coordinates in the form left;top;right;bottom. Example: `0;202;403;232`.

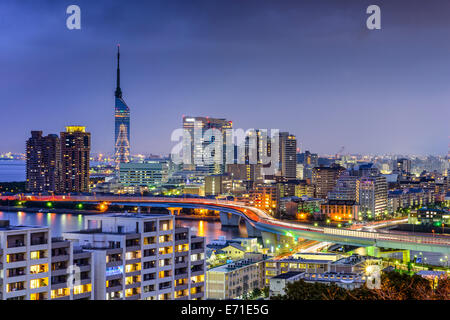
263;286;270;298
251;288;262;299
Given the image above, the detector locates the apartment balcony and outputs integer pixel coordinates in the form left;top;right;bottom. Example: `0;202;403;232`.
191;259;204;266
73;251;91;260
51;255;70;263
125;270;141;277
125;257;141;265
51;268;68;277
5;246;27;255
125;245;141;252
51;281;70;290
6;240;26;249
175;261;188;269
106;285;123;293
191;280;204;288
30;238;49;247
125;282;141;290
175;251;188;258
6;273;27;283
158;229;173;236
5;257;26;266
73;291;92;300
190;292;204;300
191;270;204;277
106;273;123;281
29;271;50;280
174;283;189;291
190;248;204;255
79;278;92;286
106;260;123;268
174;273;188;281
106;248;123;255
51;295;70;301
158;253;173;260
125;293;140;300
74;264;91;273
175;295;189;300
158;241;173;248
175;239;188;246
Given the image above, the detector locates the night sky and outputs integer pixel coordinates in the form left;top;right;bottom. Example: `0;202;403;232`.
1;0;449;156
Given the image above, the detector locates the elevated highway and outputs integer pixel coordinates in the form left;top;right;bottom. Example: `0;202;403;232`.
2;194;450;255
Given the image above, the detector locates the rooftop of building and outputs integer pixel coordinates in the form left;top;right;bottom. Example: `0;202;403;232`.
0;220;48;231
86;212;172;219
209;255;268;273
331;254;379;266
272;257;331;265
326;199;357;206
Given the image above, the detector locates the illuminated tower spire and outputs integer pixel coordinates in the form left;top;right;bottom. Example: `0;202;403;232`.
115;44;122;99
114;45;130;170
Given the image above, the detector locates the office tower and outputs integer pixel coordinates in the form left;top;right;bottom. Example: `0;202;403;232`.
60;126;91;193
119;161;170;193
0;221;51;300
26;131;61;193
62;213;205;300
114;45;131;169
182;116;232;174
358;175;388;220
311;164;346;199
328;171;360;202
279;132;297;179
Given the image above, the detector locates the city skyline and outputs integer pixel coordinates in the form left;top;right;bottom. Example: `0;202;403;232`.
1;0;450;156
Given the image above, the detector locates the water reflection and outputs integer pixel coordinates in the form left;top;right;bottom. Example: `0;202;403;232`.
0;210;247;243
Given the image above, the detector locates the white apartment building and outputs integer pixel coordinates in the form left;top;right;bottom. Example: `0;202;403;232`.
62;213;205;300
0;221;51;300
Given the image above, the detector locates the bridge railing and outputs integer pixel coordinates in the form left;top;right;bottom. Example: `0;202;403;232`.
1;194;248;206
324;228;450;246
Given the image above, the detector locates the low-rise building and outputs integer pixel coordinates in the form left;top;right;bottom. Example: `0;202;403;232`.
321;200;359;222
206;253;267;299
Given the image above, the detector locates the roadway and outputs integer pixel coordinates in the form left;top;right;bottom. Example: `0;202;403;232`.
3;194;450;254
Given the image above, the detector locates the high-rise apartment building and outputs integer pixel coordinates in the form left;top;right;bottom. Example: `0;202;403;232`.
311;164;346;199
26;131;61;193
60;126;91;193
279;132;297;179
114;45;131;169
62;213;205;300
358;176;388;220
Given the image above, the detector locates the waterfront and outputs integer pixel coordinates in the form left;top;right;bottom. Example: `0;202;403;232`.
0;160;25;182
0;210;247;243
